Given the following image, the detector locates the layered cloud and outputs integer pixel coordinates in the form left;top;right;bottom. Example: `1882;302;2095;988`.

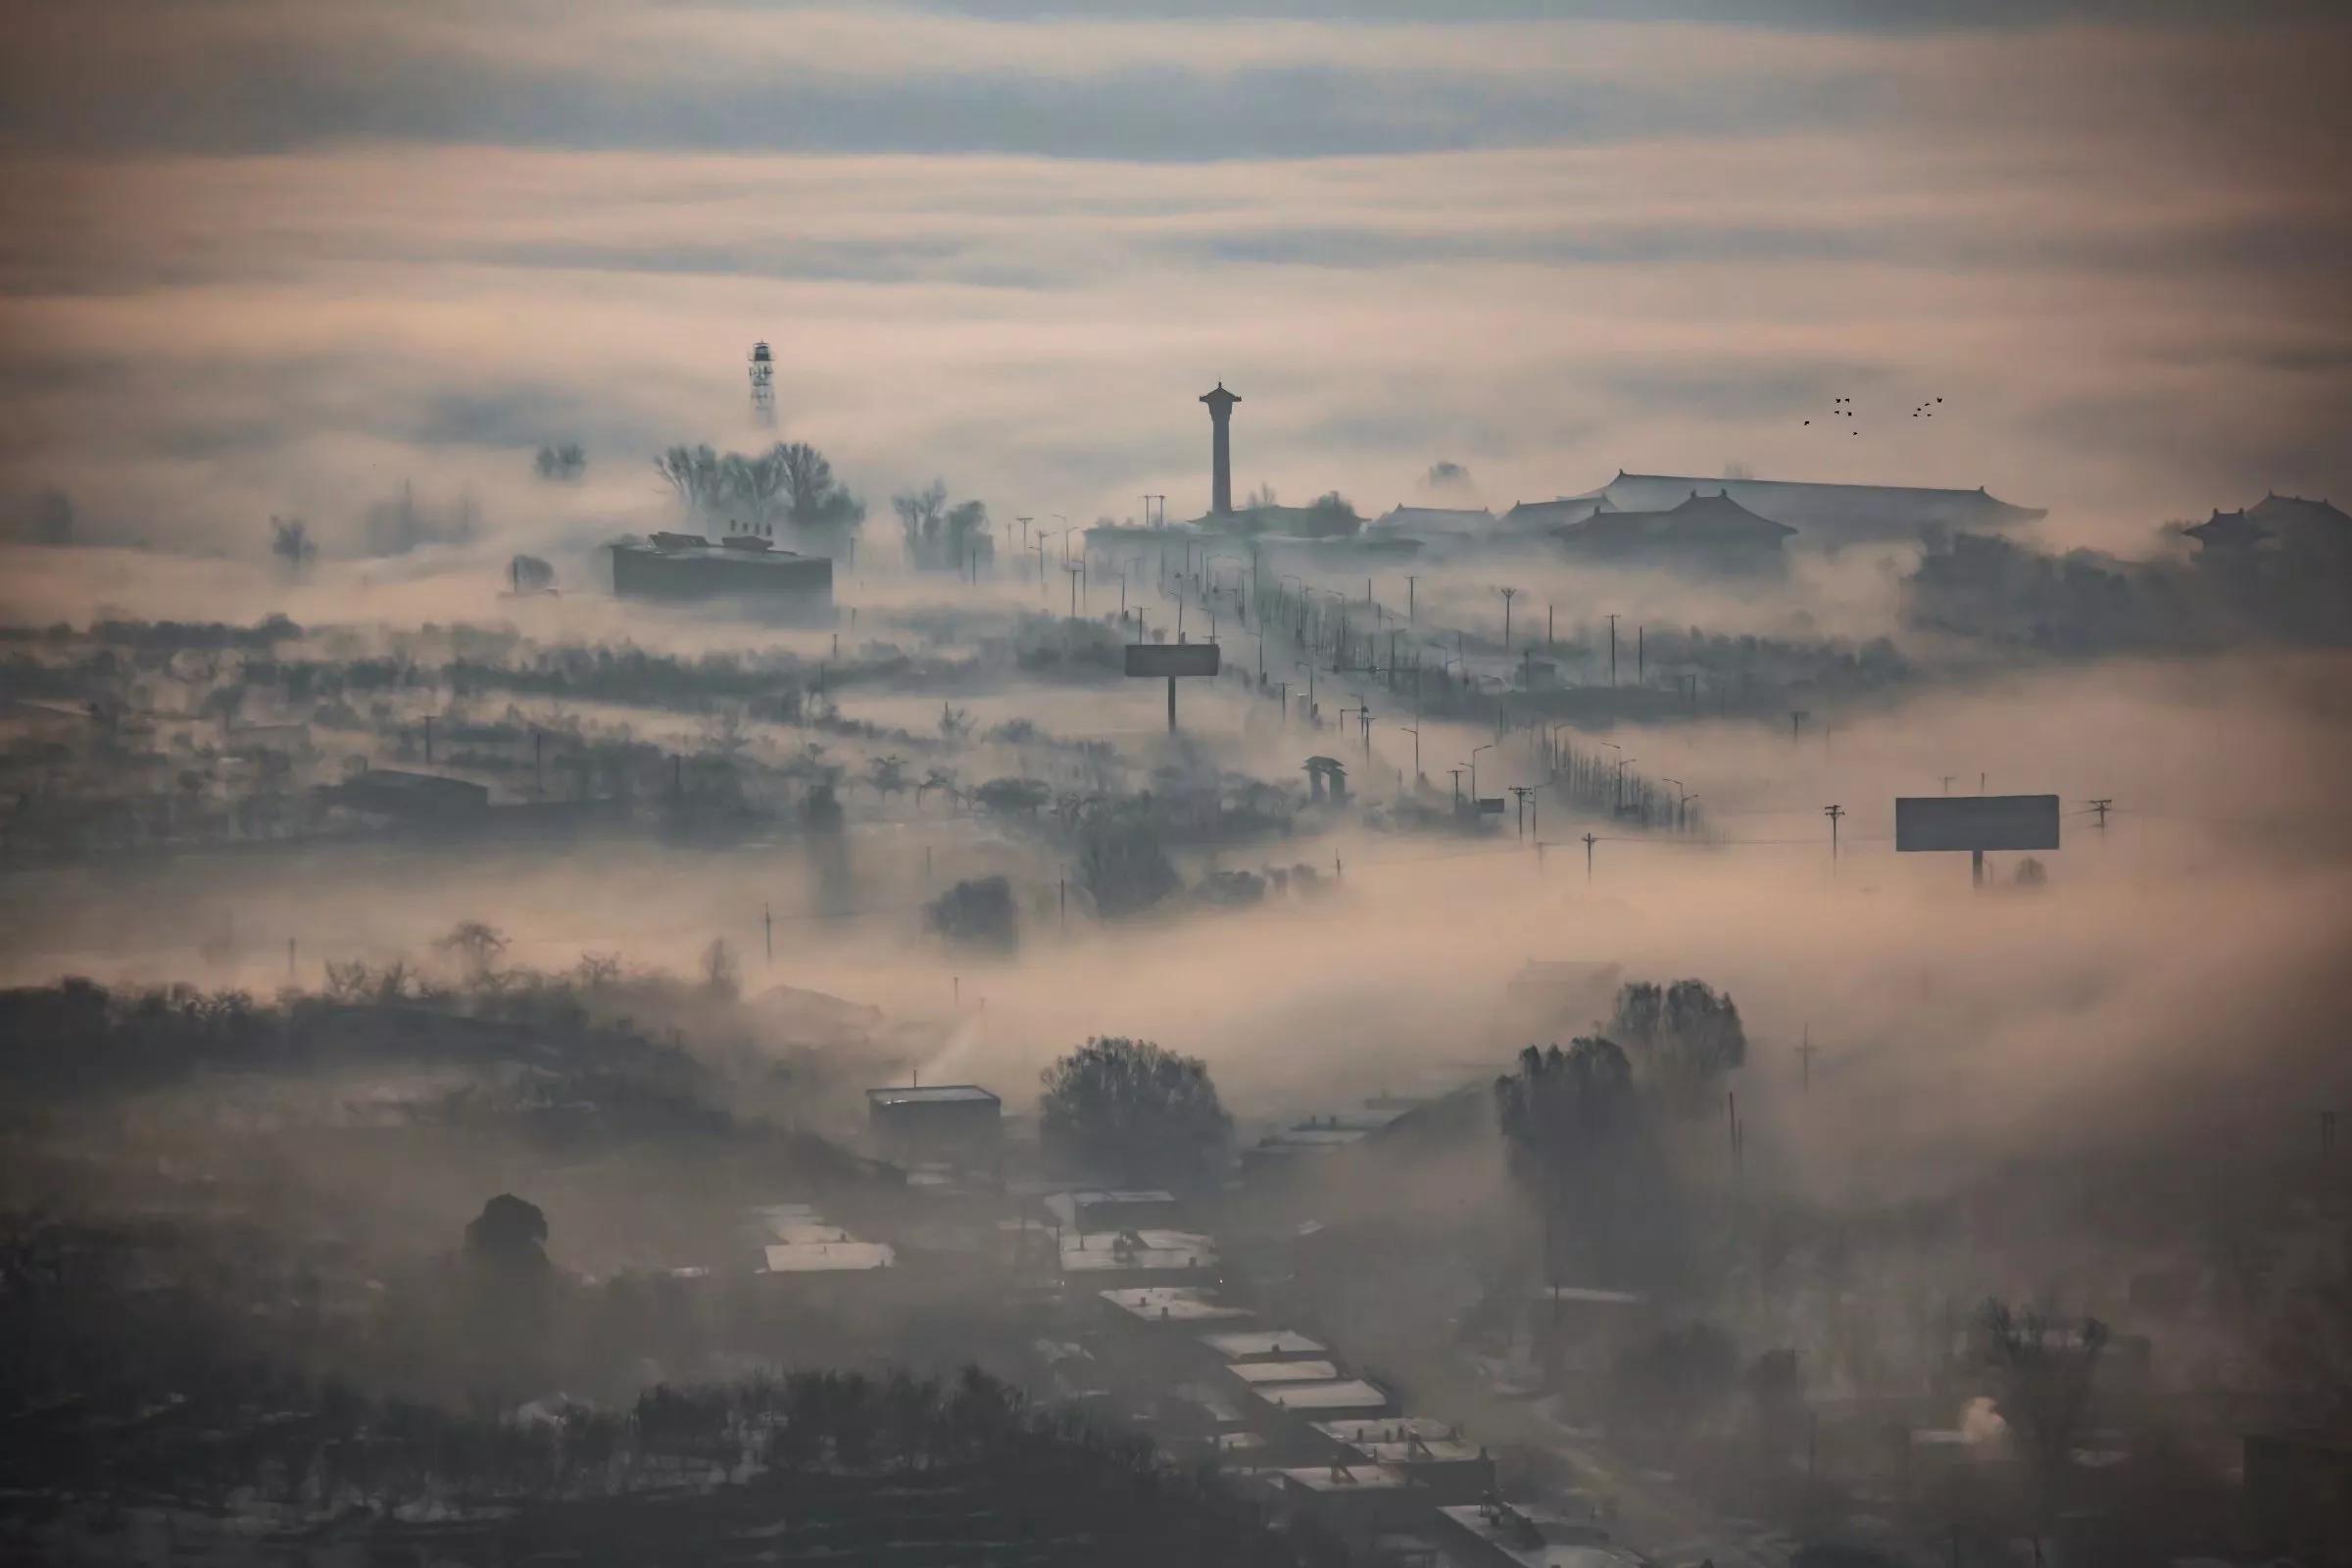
0;3;2346;559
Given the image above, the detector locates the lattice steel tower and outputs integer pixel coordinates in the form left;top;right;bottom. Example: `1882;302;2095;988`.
748;340;776;425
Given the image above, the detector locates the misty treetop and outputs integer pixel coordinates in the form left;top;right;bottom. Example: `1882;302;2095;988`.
532;441;586;481
1039;1036;1230;1188
1606;979;1747;1108
1494;1037;1683;1287
893;478;991;571
926;873;1019;953
654;440;864;543
1076;804;1179;918
465;1193;552;1271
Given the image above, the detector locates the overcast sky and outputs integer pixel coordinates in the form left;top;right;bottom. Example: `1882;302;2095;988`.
1;0;2346;554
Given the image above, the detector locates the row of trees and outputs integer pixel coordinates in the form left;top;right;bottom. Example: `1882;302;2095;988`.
1492;981;1746;1286
653;441;863;545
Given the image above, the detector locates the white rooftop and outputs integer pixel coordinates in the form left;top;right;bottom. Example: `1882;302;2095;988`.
761;1241;895;1273
1228;1359;1343;1387
1315;1416;1462;1446
1531;1284;1648;1306
1200;1329;1327;1361
1434;1504;1642;1568
1254;1378;1391;1413
866;1084;1001;1107
1060;1229;1217;1273
1101;1287;1253;1325
1273;1461;1414;1494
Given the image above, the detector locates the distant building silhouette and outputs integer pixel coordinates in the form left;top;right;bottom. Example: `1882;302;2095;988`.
1511;470;2044;548
1200;382;1240;516
2183;491;2350;560
1549;488;1793;572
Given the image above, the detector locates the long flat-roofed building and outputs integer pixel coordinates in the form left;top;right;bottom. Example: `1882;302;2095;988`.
611;531;833;619
865;1083;1003;1161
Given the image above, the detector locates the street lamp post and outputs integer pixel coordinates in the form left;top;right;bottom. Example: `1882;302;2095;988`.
1471;742;1493;802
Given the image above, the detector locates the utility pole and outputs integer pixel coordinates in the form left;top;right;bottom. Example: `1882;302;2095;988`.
1637;625;1643;686
1796;1022;1814;1091
1546;603;1553;649
1499;586;1516;650
1940;775;1955;795
1405;575;1417;625
1448;767;1466;809
2090;798;2112;832
763;901;773;963
1510;785;1534;841
287;936;297;979
1790;710;1807;743
1824;803;1845;864
1605;612;1619;687
1582;831;1597;883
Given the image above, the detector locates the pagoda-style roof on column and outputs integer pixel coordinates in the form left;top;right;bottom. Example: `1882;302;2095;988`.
1200;381;1241;410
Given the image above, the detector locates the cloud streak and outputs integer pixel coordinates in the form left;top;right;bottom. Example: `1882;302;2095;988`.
0;6;2346;560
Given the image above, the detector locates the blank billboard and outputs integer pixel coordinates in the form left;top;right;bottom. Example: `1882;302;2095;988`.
1894;795;2060;853
1124;643;1220;678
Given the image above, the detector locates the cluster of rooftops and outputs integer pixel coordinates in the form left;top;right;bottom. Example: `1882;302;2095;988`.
1381;470;2046;556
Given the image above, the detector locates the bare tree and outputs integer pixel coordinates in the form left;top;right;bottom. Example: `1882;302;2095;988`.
701;937;740;998
774;441;863;536
533;443;586;481
572;952;622;989
1979;1299;2109;1550
724;448;791;526
435;920;511;982
269;514;317;570
916;765;959;810
653;445;728;515
865;754;907;803
894;479;948;548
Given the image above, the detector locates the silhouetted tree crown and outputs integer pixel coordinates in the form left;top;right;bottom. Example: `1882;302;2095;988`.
465;1194;550;1270
1039;1036;1229;1187
1607;979;1746;1106
927;875;1018;953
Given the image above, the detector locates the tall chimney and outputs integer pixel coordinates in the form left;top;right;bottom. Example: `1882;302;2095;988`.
1200;382;1240;515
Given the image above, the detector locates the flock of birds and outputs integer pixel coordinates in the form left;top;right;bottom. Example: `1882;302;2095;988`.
1801;395;1943;436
